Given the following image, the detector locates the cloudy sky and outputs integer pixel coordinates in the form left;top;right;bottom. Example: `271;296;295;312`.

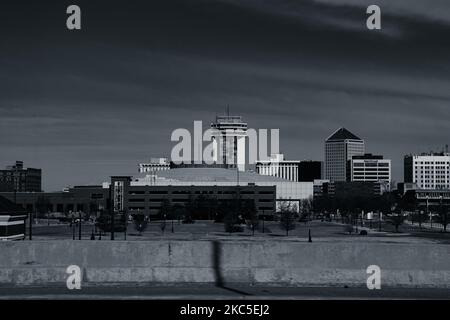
1;0;450;191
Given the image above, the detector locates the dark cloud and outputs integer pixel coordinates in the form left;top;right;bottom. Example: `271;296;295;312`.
0;0;449;190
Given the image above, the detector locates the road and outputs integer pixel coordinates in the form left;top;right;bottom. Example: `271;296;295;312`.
0;285;448;300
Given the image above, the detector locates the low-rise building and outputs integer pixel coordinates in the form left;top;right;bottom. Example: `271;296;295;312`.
0;161;41;192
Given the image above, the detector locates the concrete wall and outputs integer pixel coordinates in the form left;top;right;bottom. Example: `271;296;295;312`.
0;240;449;287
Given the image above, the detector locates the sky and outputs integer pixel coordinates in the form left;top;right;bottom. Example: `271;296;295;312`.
1;0;450;191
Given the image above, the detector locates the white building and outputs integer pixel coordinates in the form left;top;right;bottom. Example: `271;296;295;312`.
404;152;450;190
325;127;365;182
211;115;247;172
348;154;391;185
255;154;300;182
138;158;171;173
132;167;313;212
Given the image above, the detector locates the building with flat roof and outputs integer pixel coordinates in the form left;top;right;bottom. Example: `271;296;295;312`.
256;154;322;183
1;179;276;219
256;154;300;182
347;153;391;186
299;161;322;182
0;195;28;241
132;167;313;212
0;161;41;192
325;128;364;182
138;158;171;173
404;152;450;190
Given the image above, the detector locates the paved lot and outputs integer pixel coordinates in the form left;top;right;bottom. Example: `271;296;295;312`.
27;220;450;244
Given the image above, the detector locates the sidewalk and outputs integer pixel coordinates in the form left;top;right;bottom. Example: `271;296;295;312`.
404;220;447;231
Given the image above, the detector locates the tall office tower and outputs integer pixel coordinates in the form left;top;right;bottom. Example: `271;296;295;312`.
325;128;365;182
256;154;300;182
211;113;248;171
404;152;450;190
347;154;391;185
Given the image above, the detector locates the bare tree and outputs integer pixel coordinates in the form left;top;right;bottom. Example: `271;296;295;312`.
437;203;449;232
279;201;297;236
132;214;148;236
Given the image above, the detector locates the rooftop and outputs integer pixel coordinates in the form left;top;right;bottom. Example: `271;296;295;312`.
0;196;27;215
134;167;292;183
326;127;362;141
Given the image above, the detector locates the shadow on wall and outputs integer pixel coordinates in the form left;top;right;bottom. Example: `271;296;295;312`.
212;240;251;296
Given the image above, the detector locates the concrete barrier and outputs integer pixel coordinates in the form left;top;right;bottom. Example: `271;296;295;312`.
0;240;449;287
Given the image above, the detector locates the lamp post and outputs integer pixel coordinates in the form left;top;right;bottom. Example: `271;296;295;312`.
262;216;265;234
124;212;127;240
78;211;82;240
29;212;32;240
378;212;382;232
72;217;75;240
110;208;115;241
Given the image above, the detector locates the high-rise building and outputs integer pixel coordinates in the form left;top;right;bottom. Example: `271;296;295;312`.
0;161;42;192
347;154;391;185
325;128;364;182
256;154;300;181
299;161;322;182
211;114;248;171
404;152;450;190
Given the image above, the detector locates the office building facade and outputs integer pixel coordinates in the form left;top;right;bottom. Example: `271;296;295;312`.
404;152;450;190
256;154;300;182
1;179;276;219
325;128;364;182
347;154;391;185
0;161;42;192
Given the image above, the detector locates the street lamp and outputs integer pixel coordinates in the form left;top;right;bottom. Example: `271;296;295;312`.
78;211;82;240
72;217;75;240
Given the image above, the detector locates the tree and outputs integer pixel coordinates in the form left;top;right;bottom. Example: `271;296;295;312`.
388;212;404;233
132;214;148;235
36;195;51;218
344;224;354;235
398;191;424;227
223;200;242;233
279;201;297;236
95;213;126;233
242;199;258;235
437;203;449;232
159;198;173;220
300;198;313;217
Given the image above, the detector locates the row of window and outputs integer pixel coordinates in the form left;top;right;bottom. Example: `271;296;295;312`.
129;190;272;195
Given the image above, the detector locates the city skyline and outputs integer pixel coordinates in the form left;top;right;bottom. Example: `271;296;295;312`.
1;0;450;191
